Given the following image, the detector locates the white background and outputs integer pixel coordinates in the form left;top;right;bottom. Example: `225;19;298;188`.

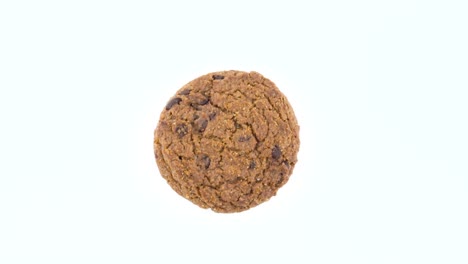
1;0;467;263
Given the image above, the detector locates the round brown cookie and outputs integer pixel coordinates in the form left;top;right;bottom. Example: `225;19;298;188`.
154;70;300;213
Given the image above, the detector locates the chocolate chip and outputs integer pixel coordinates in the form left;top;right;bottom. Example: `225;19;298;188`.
199;119;208;132
209;112;217;120
190;94;210;106
248;161;256;170
197;154;211;169
165;97;182;110
195;118;208;133
238;136;251;142
212;75;224;80
175;124;188;138
198;97;209;105
272;145;282;160
179;89;191;95
228;177;241;184
189;103;201;110
276;173;284;186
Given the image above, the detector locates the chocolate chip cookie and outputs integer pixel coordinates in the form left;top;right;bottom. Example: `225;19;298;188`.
154;70;300;213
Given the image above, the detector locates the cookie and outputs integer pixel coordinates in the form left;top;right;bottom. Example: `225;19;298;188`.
154;70;300;213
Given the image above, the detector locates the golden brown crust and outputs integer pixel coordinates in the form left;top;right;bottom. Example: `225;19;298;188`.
154;70;300;213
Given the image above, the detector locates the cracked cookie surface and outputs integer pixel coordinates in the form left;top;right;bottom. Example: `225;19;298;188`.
154;70;300;213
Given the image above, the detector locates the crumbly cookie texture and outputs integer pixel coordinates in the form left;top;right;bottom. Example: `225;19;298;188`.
154;70;300;213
